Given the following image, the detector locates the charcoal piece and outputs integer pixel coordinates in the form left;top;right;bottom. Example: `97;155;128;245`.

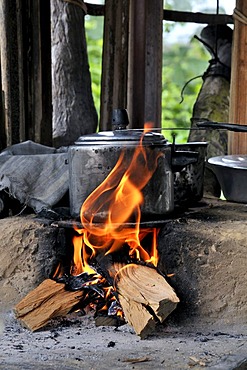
58;272;97;291
108;300;122;316
79;290;104;310
82;282;105;298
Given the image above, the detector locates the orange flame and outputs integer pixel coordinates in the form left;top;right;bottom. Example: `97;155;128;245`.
144;121;155;132
71;125;162;275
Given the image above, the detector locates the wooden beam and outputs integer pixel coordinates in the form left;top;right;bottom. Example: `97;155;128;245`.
85;3;104;16
163;10;233;25
85;4;234;25
228;1;247;154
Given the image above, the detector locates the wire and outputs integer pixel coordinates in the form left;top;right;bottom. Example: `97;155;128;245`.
179;75;203;104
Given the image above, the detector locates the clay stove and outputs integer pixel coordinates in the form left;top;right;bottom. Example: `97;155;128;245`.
14;126;182;338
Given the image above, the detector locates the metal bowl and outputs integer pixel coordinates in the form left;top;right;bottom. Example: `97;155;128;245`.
208;155;247;203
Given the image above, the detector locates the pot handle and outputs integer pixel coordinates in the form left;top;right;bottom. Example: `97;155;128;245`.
171;150;199;173
196;121;247;132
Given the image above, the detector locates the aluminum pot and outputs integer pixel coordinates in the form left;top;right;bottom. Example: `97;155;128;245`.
68;128;198;220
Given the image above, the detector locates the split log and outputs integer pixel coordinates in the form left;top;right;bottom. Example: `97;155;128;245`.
115;264;179;339
14;279;84;331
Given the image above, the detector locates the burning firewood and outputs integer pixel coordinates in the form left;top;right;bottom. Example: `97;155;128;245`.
14;264;179;337
115;264;180;339
14;270;125;331
14;279;84;331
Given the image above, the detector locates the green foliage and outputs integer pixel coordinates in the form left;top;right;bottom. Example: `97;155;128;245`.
162;36;209;142
85;14;211;143
85;16;104;116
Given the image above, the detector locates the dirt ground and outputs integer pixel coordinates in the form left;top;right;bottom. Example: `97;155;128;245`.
0;198;247;369
0;310;247;370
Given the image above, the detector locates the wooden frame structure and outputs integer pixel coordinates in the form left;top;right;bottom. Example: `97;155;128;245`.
229;0;247;154
1;0;244;153
0;0;52;149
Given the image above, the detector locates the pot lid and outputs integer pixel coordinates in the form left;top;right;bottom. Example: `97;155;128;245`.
208;155;247;169
74;129;167;146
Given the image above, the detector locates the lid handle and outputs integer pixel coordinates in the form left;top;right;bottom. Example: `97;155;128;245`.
112;109;129;130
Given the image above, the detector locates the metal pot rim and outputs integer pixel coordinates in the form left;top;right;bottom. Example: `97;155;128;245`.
208;155;247;170
74;130;167;145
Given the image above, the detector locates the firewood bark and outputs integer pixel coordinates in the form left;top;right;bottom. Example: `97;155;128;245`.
115;264;179;339
14;279;84;331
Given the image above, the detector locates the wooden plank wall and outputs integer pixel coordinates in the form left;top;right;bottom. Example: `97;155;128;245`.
0;1;235;148
99;0;129;131
128;0;163;129
0;0;21;147
228;0;247;154
0;0;52;149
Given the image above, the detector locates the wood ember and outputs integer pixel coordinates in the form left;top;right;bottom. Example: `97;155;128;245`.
14;279;84;331
56;271;124;321
115;264;180;339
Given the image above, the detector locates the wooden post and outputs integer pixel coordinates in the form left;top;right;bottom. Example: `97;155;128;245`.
21;0;52;146
228;0;247;154
100;0;129;131
0;58;7;151
128;0;163;129
0;0;52;147
0;0;21;146
33;0;52;146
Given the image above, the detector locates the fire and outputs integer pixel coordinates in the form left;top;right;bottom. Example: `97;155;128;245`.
54;124;163;320
71;125;162;273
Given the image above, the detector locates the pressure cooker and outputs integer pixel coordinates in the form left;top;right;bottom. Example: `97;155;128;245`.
68;112;198;220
